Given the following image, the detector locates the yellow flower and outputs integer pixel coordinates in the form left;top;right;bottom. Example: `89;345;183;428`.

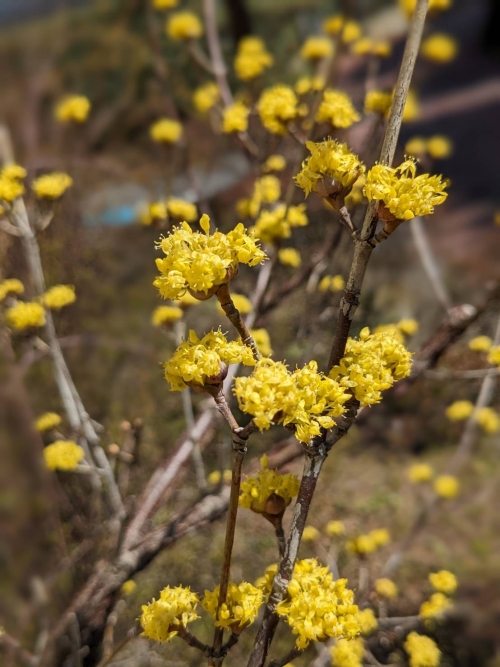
421;33;458;64
330;327;412;406
487;345;500;367
351;37;373;55
295;76;325;95
429;570;457;595
364;90;392;115
55;95;91;123
399;0;452;16
239;455;300;514
468;336;492;353
42;285;76;310
6;301;46;330
208;470;232;485
164;329;256;391
250;328;273;357
222;102;250;133
154;215;266;300
404;632;441;667
262;154;286;173
356;608;378;635
278;248;301;268
475;407;500;434
35;412;62;432
370;528;390;547
427;135;453;159
234;36;273;80
193;82;219;114
32;173;73;200
302;526;320;542
234;358;350;444
277;559;359;649
251;204;308;244
150;118;183;144
445;400;474;421
331;638;364;667
173;292;200;308
402;90;420;122
153;0;178;8
139;201;168;226
374;578;398;599
295;139;364;198
408;462;434;483
326;520;345;536
319;275;345;293
405;136;428;155
323;15;362;43
257;85;299;135
0;169;25;203
121;580;137;596
0;279;24;302
364;158;448;221
140;586;199;641
44;440;85;471
202;581;263;630
167;198;197;222
152;305;183;326
217;293;252;315
300;36;333;60
166;11;203;40
434;475;460;499
2;165;27;182
419;592;452;618
346;535;377;555
373;41;392;57
398;318;419;335
316;90;360;129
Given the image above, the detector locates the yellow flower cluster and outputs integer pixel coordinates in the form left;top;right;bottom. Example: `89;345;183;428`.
402;90;421;122
347;528;390;555
276;559;359;649
55;95;91;123
429;570;457;594
374;578;398;599
278;248;301;268
234;358;350;443
252;204;308;244
166;11;203;40
475;407;500;434
42;285;76;310
399;0;452;16
404;632;441;667
408;462;434;483
151;305;183;326
364;158;448;221
222;102;250;134
202;581;263;630
488;345;500;366
193;82;219;114
238;175;281;219
216;293;252;315
164;329;255;391
207;469;232;485
316;90;360;129
154;215;266;299
257;85;299;135
0;164;26;203
421;33;458;63
319;275;345;293
295;76;325;96
43;440;85;471
32;173;73;200
364;90;392;115
140;198;197;226
35;412;62;432
262;154;286;173
295;139;364;198
140;586;199;642
468;335;492;352
331;638;364;667
419;592;452;618
326;520;345;536
323;15;362;43
250;328;273;357
255;563;278;598
139;201;168;225
351;38;392;58
302;526;320;542
121;580;137;596
6;301;46;330
356;608;378;635
0;278;24;302
434;475;460;499
234;36;273;80
445;400;473;421
240;455;300;514
300;36;333;61
150;118;183;144
406;136;453;160
329;327;412;406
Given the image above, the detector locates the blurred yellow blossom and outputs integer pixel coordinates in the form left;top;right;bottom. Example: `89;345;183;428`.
0;278;24;302
295;76;325;95
151;305;183;326
316;90;360;129
234;36;273;80
398;318;419;335
252;204;308;244
33;172;73;199
257;85;298;135
153;0;178;8
140;586;199;641
250;328;273;357
44;440;84;471
121;580;137;596
319;275;345;293
357;608;378;635
42;285;76;310
445;400;474;421
402;90;420;122
166;198;197;222
323;15;362;43
405;136;428;155
150;118;182;143
419;592;452;618
278;248;301;268
55;95;91;123
300;36;333;60
421;33;458;63
139;201;168;225
408;462;434;483
364;90;392;115
399;0;452;16
222;102;250;133
202;581;263;630
0;168;25;203
370;528;390;547
302;526;320;542
475;407;500;434
193;82;219;114
427;135;453;159
217;293;252;315
347;534;377;555
331;638;364;667
468;335;492;352
262;154;286;173
166;11;203;40
374;578;398;599
429;570;457;594
487;345;500;366
35;412;62;432
326;520;345;536
405;632;441;667
434;475;460;499
6;301;46;330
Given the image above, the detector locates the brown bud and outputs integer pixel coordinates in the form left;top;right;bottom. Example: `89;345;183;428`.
188;267;239;302
108;443;120;456
263;493;288;516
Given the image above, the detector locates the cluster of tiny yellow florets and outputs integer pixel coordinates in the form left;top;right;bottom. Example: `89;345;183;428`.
239;454;300;514
250;328;273;357
151;305;183;326
331;638;365;667
356;608;378;635
223;102;250;134
35;412;62;432
329;327;412;406
140;198;197;226
43;440;85;471
278;248;301;268
262;154;286;174
419;592;452;619
153;214;266;300
323;15;362;43
488;346;500;367
252;204;308;244
140;586;200;642
300;36;333;61
0;165;26;203
408;462;434;483
193;82;219;114
42;285;76;310
55;95;91;123
0;278;24;302
364;158;448;221
238;175;281;219
164;329;255;391
319;275;345;293
166;11;203;41
234;36;273;80
351;38;392;58
5;301;46;330
316;90;360;129
295;76;325;96
276;559;359;649
257;85;299;135
294;139;364;197
150;118;183;144
429;570;457;594
374;578;398;599
421;33;458;64
202;582;263;631
404;632;441;667
406;135;453;160
347;528;391;556
234;359;350;443
399;0;452;17
32;173;73;200
364;90;392;115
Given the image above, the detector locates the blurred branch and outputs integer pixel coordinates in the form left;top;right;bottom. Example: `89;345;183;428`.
0;631;38;667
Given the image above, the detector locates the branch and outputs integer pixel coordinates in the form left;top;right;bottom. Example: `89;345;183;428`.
216;283;261;361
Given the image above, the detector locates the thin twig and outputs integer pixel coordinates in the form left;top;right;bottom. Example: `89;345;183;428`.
216;283;261;361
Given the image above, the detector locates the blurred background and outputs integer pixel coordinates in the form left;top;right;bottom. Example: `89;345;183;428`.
1;0;500;666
